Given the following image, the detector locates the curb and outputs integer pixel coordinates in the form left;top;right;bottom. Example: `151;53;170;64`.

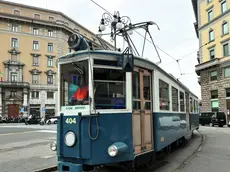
172;130;205;172
34;165;57;172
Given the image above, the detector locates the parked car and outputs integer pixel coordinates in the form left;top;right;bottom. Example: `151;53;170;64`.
25;115;41;125
199;112;214;126
210;112;226;127
46;116;59;125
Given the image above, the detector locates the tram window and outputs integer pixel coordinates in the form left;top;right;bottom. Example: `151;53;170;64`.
132;72;140;99
159;79;170;110
193;100;196;112
143;75;151;100
172;87;179;111
180;92;185;112
94;68;126;109
190;98;193;112
60;60;89;106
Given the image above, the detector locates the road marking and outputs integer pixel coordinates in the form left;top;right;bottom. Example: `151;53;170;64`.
0;130;35;136
40;155;56;159
0;130;57;136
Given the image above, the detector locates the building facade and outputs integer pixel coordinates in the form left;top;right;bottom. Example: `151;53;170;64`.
0;0;112;118
192;0;230;114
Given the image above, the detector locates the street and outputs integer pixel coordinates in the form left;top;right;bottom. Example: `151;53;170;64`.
0;124;57;172
177;126;230;172
1;125;230;172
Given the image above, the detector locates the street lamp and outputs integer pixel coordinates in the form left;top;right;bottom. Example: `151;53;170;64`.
98;11;133;50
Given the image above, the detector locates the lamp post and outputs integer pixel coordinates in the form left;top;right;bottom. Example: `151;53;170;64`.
98;11;133;50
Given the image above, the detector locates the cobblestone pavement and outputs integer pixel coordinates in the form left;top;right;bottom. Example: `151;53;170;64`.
177;126;230;172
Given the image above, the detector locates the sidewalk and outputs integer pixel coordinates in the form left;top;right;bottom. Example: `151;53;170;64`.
154;130;203;172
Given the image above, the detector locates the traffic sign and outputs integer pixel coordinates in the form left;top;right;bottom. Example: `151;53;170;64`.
42;107;46;112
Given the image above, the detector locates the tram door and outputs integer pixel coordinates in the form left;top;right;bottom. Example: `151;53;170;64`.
185;92;190;130
132;67;153;154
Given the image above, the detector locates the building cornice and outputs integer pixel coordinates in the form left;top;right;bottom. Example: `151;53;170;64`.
196;56;230;75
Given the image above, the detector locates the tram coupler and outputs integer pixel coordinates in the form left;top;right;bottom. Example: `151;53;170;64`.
58;162;83;172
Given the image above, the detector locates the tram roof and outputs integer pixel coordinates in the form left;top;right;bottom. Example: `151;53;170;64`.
58;50;198;99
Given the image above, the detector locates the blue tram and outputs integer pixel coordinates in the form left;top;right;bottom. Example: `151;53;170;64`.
50;33;199;172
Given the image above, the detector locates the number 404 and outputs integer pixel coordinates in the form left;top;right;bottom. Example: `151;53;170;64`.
65;118;76;124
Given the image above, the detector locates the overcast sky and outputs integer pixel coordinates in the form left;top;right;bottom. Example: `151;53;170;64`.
7;0;201;99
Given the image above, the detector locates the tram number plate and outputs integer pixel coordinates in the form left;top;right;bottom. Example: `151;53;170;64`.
65;118;76;124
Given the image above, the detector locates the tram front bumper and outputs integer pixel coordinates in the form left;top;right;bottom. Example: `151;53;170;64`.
58;161;82;172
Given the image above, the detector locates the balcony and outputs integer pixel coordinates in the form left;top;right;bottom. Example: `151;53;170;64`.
0;82;30;88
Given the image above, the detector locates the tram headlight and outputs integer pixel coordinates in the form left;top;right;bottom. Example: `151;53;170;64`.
108;145;118;157
64;131;76;147
50;141;57;151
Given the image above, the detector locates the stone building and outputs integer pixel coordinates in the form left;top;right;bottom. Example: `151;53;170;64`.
191;0;230;113
0;0;112;118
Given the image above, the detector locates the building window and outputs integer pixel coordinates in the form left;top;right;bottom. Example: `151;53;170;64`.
222;22;228;35
33;41;39;50
49;16;54;21
31;91;39;98
10;91;17;97
159;79;170;110
172;87;179;111
221;0;227;13
210;70;217;81
12;24;18;32
32;56;39;66
47;56;53;67
11;38;18;48
211;100;219;112
32;74;39;84
226;88;230;97
209;48;215;59
11;54;17;61
209;29;214;42
180;92;185;112
223;43;229;57
207;0;212;3
48;30;53;37
224;67;230;77
48;43;53;52
11;72;17;82
211;90;218;99
13;10;20;15
47;75;53;84
34;14;40;19
208;9;213;22
33;28;39;35
47;92;54;99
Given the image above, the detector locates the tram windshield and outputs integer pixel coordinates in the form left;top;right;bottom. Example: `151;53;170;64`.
60;60;89;108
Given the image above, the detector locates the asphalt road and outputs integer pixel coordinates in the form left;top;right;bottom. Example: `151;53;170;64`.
0;124;57;172
178;126;230;172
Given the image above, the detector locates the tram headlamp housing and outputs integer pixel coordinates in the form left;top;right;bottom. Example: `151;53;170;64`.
50;141;57;151
108;145;118;157
108;142;128;157
64;131;76;147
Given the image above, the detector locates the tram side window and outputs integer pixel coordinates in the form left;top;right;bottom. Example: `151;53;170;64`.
193;99;196;112
190;97;193;112
180;92;185;112
159;79;170;110
93;68;126;109
172;86;179;111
